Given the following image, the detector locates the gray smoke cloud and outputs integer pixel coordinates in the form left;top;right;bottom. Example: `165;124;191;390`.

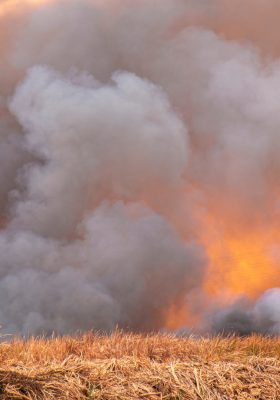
0;0;280;335
210;289;280;335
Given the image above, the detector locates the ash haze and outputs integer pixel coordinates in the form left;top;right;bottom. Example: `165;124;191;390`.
0;0;280;336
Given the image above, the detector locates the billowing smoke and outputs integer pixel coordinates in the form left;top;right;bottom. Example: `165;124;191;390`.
0;0;280;336
210;289;280;336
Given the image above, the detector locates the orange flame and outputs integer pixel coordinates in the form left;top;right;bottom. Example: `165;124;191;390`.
201;215;280;301
164;183;280;329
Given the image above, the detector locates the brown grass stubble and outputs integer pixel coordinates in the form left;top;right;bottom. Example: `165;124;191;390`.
0;332;278;399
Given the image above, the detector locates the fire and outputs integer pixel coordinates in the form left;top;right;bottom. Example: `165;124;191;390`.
166;220;280;329
165;302;202;331
0;0;50;17
201;216;280;301
163;182;280;330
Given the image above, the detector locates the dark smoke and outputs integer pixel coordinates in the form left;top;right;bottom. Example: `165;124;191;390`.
210;289;280;335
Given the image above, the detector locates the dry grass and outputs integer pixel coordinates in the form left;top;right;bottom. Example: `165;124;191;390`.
0;332;278;399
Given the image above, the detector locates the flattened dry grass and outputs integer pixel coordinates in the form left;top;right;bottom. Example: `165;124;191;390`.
0;332;279;399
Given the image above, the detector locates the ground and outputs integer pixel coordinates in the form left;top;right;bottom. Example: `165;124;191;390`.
0;332;279;399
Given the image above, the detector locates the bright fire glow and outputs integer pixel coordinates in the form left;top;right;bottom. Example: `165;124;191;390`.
165;184;280;329
0;0;50;16
201;217;280;300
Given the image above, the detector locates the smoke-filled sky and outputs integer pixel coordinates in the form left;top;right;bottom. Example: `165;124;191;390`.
0;0;280;336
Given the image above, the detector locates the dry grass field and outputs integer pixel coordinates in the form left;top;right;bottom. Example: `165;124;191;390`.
0;332;278;399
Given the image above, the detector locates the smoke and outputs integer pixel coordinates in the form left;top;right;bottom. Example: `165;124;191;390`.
0;0;280;335
210;289;280;335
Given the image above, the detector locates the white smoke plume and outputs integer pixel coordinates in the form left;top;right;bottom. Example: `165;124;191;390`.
0;0;280;335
